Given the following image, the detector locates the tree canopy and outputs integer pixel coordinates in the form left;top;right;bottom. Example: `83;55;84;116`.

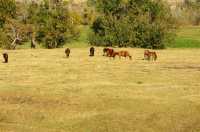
89;0;176;49
0;0;80;49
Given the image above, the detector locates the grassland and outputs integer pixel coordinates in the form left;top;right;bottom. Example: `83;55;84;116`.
169;26;200;48
0;48;200;132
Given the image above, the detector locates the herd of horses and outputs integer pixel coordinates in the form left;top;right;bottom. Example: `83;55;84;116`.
1;47;157;63
65;47;157;61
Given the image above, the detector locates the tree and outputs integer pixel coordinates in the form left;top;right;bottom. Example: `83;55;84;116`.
175;0;200;25
89;0;176;49
0;0;16;28
27;0;80;48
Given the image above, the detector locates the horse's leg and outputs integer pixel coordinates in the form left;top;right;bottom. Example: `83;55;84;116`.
112;55;115;60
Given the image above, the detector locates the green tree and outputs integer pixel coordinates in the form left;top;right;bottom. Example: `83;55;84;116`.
27;0;80;48
0;0;16;28
89;0;176;49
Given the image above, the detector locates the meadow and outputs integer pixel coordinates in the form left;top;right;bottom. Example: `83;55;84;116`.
169;26;200;48
0;47;200;132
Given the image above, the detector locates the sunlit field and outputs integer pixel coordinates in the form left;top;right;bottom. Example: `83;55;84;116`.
0;48;200;132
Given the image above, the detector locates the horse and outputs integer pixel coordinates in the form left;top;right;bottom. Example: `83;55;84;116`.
118;50;132;60
111;51;119;59
2;53;8;63
111;50;132;60
89;47;95;56
144;50;157;61
105;48;114;57
103;48;109;56
65;48;70;58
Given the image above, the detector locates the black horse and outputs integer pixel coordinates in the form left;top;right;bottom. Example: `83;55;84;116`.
2;53;8;63
89;47;95;56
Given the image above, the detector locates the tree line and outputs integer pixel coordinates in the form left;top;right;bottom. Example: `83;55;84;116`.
0;0;80;49
0;0;182;49
88;0;177;49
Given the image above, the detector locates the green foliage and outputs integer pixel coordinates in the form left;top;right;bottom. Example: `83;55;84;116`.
0;0;16;28
89;0;176;49
0;0;81;49
0;30;11;49
82;8;96;25
26;1;80;49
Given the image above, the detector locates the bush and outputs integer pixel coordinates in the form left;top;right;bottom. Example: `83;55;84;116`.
89;0;176;49
27;0;80;49
0;30;11;49
0;0;16;28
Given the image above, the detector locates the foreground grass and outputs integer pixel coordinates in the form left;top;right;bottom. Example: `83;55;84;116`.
0;48;200;132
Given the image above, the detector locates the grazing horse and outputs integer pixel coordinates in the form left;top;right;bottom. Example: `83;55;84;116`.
89;47;95;56
111;51;119;59
65;48;70;58
2;53;8;63
112;51;132;60
103;48;109;56
105;48;114;57
144;50;157;61
118;51;132;60
144;50;150;60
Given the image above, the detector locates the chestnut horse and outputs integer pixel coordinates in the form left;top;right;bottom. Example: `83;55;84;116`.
144;50;157;61
112;50;132;60
103;48;109;56
104;48;114;57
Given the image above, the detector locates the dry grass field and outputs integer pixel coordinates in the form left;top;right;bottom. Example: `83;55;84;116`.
0;48;200;132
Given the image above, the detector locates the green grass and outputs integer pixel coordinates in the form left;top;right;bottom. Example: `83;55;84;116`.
169;26;200;48
172;37;200;48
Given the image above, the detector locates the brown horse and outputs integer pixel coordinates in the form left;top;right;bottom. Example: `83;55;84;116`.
112;50;132;60
110;51;119;58
103;48;109;56
105;48;114;57
118;51;132;60
65;48;70;58
144;50;157;61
